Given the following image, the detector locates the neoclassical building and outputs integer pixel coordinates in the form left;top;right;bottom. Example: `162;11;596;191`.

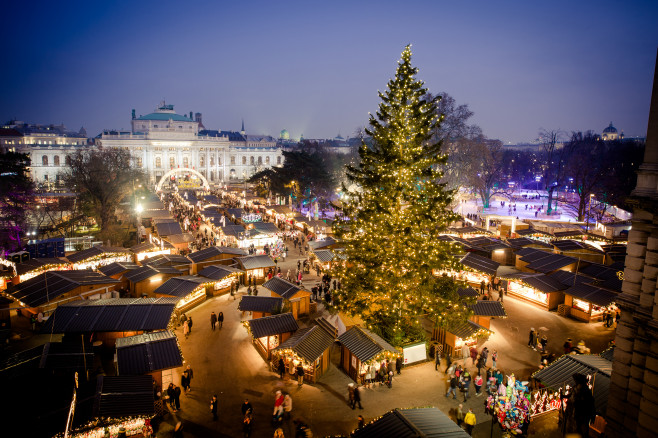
96;103;282;188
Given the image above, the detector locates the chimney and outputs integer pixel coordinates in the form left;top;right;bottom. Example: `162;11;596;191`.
189;111;193;120
132;109;136;120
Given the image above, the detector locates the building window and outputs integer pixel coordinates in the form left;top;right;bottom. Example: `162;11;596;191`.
277;156;281;165
154;125;158;128
65;155;71;165
210;171;215;181
250;156;255;165
242;156;247;165
218;156;221;165
257;156;262;165
231;156;236;165
170;157;175;168
183;157;189;167
136;157;142;168
266;156;270;165
54;156;60;166
44;174;49;181
210;156;214;166
155;157;162;168
42;155;48;166
200;155;205;167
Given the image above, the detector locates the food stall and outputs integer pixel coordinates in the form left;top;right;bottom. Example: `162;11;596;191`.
337;326;401;382
271;325;335;383
563;284;617;323
434;319;492;359
153;275;209;313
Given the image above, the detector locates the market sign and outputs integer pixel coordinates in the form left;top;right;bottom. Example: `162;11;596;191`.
243;214;262;223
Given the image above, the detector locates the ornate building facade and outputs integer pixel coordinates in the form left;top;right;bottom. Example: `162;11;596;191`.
96;103;282;187
606;51;658;437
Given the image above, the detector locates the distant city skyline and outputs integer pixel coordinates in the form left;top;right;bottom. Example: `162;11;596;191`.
1;1;657;144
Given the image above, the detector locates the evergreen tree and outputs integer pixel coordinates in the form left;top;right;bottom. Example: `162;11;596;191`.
332;46;469;345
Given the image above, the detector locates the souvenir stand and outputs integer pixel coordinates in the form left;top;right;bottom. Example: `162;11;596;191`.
245;313;299;360
337;325;401;383
563;283;617;323
484;374;531;437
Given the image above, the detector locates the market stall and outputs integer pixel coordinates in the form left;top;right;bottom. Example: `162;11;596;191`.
271;325;335;383
263;277;311;319
563;284;617;322
467;300;507;330
511;273;567;311
66;246;132;270
198;264;244;296
14;257;71;283
433;319;492;359
238;296;284;319
245;313;299;360
235;255;276;285
153;275;210;313
337;325;400;382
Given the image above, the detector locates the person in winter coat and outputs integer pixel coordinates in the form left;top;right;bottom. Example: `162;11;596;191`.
185;365;193;391
474;373;484;396
528;328;536;348
187;316;193;332
445;352;452;373
351;385;363;409
183;320;190;339
456;404;465;427
218;312;224;329
282;394;292;421
464;408;476;435
296;364;305;386
445;374;459;399
462;371;472;402
435;350;441;371
210;395;218;420
210;312;217;330
278;358;286;379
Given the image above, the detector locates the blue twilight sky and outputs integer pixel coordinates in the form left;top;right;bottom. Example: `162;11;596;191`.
1;0;657;143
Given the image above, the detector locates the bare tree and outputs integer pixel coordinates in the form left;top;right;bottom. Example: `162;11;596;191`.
538;129;570;215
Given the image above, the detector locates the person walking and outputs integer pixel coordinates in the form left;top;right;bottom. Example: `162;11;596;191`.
278;358;286;379
540;334;548;352
435;349;441;371
243;407;253;437
445;352;452;373
181;370;190;392
187;316;193;333
183;319;190;339
563;338;573;354
357;415;365;429
185;365;193;391
474;373;483;397
296;363;305;386
210;395;218;421
462;371;471;402
395;356;402;375
464;408;476;435
167;383;176;410
348;383;356;407
210;311;217;330
173;384;181;411
352;385;363;409
445;374;458;400
528;328;536;348
282;393;292;421
456;404;465;427
492;350;498;369
218;312;224;329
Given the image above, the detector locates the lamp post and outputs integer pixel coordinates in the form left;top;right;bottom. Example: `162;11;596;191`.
586;193;595;233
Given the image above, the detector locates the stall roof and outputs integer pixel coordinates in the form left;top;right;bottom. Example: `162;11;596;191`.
226;208;246;218
579;263;623;292
116;330;182;375
506;237;552;250
7;270;119;308
447;319;491;340
155;222;183;237
532;354;611;415
553;230;585;238
219;224;246;237
142;254;193;267
456;287;479;298
188;246;247;263
140;209;173;219
447;226;491;235
308;237;338;250
236;254;275;270
523;274;568;293
154;276;208;297
314;249;336;263
124;266;179;283
199;264;243;281
468;300;507;317
99;262;141;277
130;242;157;253
247;313;299;338
263;277;310;299
16;258;70;276
600;345;615;362
163;233;195;245
515;227;551;237
352;407;469;438
552;239;603;253
564;284;617;307
548;270;593;288
251;222;280;234
238;296;284;313
338;326;398;363
66;245;130;263
525;253;577;273
94;375;155;418
273;325;336;364
268;205;293;214
460;252;500;276
42;298;177;333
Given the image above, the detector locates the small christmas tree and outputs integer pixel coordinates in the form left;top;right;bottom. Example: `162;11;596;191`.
332;46;469;345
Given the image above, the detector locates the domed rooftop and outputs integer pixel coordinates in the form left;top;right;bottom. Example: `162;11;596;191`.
603;122;617;133
136;103;193;122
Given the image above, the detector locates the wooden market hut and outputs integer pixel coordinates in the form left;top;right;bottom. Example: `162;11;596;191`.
515;247;578;274
198;264;244;296
217;224;246;246
153;275;209;312
13;257;71;284
352;407;469;438
337;326;400;382
456;287;479;299
246;313;299;360
66;246;132;269
142;254;193;274
271;325;336;383
99;262;141;291
162;233;196;252
467;300;507;329
188;246;248;273
433;319;492;359
562;283;618;323
115;330;183;393
130;241;170;262
124;265;182;297
235;255;276;285
238;295;284;319
307;236;340;251
262;277;312;319
5;270;120;315
41;297;178;348
551;240;606;264
516;273;568;311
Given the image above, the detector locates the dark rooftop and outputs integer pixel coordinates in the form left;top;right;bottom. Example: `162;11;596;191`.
247;313;299;338
238;295;284;313
263;277;310;299
66;245;130;263
460;252;500;276
337;326;398;363
273;325;336;364
352;407;469;438
153;276;208;297
116;330;183;375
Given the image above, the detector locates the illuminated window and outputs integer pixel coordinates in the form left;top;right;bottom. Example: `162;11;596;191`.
231;156;236;165
42;155;48;166
200;155;205;167
183;157;189;167
250;156;255;165
242;156;247;165
136;157;142;168
54;156;60;166
170;157;175;167
155;157;162;168
266;156;270;165
257;156;262;165
210;156;214;166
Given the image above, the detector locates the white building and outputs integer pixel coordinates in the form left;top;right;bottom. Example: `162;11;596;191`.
97;102;282;188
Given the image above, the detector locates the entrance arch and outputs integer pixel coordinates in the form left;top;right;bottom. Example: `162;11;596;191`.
156;168;210;192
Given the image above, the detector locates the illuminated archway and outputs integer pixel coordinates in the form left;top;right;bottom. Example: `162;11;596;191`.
156;168;210;192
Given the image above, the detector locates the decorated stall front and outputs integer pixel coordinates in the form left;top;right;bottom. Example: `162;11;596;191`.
563;284;617;323
235;255;276;285
271;324;335;383
245;313;299;360
433;319;492;359
238;295;284;319
130;241;171;262
337;325;400;383
13;257;71;284
263;277;312;319
198;264;244;296
66;246;132;270
188;246;247;273
124;266;182;297
153;276;209;313
510;273;566;311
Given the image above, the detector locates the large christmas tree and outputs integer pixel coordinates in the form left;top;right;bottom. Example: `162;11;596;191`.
332;46;469;346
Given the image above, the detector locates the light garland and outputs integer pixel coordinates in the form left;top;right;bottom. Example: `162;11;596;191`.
52;416;152;438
